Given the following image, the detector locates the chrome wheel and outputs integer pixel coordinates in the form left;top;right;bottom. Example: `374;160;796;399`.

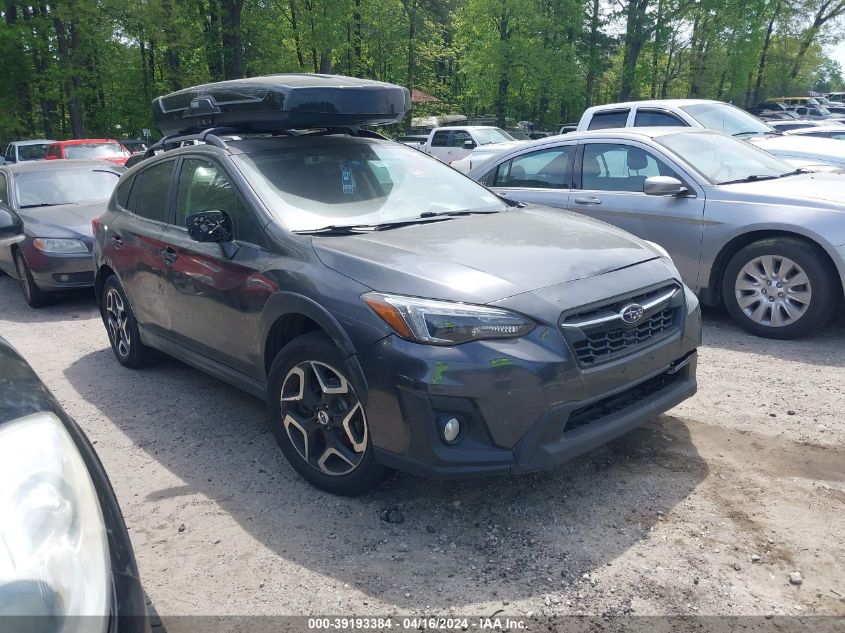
280;361;367;476
105;288;131;357
734;255;812;328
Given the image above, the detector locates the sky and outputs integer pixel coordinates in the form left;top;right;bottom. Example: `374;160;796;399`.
830;40;845;72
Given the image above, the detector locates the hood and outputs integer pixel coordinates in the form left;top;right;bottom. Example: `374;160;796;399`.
20;201;107;239
714;172;845;209
312;207;658;304
750;134;845;167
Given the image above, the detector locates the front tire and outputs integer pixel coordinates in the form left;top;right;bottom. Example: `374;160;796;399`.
266;331;390;495
14;249;51;308
100;276;157;368
722;238;837;339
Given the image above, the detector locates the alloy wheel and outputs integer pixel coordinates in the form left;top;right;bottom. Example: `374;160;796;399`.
105;288;131;357
734;255;812;328
280;361;368;476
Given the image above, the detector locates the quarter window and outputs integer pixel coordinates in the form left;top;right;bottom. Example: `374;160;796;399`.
115;175;135;210
587;110;630;130
0;173;7;205
581;143;679;193
493;147;572;189
176;158;263;245
134;160;175;222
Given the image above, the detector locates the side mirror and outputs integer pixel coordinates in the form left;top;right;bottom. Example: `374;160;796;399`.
644;176;688;196
0;205;24;247
186;210;233;243
463;139;477;150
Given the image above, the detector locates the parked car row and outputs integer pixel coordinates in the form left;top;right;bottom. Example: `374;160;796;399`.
2;138;146;166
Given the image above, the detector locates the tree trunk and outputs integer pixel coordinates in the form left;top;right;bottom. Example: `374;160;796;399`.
353;0;363;76
753;1;779;106
619;0;649;101
288;0;305;69
494;9;511;126
53;16;85;137
584;0;600;108
222;0;244;79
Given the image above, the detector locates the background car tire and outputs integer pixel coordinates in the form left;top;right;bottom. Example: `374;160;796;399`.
266;331;390;495
100;276;157;368
14;249;51;308
722;238;837;339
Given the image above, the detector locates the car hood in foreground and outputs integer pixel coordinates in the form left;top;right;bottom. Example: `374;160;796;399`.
714;172;845;208
20;201;107;239
312;207;658;304
751;134;845;166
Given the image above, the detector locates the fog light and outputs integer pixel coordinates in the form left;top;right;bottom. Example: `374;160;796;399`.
59;274;70;282
439;416;461;444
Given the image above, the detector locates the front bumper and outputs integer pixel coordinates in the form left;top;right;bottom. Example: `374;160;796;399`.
23;245;95;290
359;301;701;478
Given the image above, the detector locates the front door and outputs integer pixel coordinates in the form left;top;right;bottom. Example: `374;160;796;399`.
570;141;705;288
160;156;275;378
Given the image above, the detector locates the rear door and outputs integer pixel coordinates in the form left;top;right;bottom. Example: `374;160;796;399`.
108;160;175;335
160;156;274;378
570;140;705;287
486;143;575;209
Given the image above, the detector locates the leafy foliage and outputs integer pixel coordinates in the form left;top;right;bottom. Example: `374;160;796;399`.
1;0;843;141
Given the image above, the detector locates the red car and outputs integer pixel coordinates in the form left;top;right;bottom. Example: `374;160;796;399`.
44;139;131;165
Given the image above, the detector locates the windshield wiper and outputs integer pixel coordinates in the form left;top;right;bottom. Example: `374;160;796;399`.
419;209;502;218
777;168;811;177
19;203;64;208
718;174;779;185
293;216;454;235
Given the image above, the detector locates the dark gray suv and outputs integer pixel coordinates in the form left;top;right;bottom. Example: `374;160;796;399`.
93;128;700;494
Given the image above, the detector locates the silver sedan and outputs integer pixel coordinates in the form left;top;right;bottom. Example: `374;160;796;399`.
468;128;845;339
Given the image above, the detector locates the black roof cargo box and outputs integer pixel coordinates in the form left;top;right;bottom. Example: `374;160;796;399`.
152;74;410;136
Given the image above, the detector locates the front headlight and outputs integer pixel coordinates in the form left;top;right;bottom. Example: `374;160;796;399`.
32;238;88;253
0;413;110;631
362;292;534;345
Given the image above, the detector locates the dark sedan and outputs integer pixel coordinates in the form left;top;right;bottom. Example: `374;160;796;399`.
0;160;122;307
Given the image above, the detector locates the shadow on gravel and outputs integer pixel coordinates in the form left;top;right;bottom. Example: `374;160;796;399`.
700;305;845;368
0;275;97;323
65;347;709;609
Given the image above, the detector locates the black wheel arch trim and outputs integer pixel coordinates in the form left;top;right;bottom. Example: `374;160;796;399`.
260;291;382;404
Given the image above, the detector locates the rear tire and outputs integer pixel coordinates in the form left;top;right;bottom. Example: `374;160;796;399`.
100;275;158;368
266;331;390;495
722;238;837;339
14;249;51;308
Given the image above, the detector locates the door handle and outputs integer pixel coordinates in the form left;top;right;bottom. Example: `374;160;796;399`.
110;234;123;247
161;247;178;265
573;196;602;205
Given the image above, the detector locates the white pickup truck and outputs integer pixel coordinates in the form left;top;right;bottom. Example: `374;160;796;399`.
421;126;516;164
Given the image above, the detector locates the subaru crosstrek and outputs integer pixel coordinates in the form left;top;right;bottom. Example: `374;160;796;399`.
93;78;700;494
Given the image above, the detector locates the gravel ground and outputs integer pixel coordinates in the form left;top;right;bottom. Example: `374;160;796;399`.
1;274;843;623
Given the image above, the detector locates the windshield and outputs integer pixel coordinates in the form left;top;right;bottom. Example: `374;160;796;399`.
63;143;128;159
474;128;515;145
235;138;507;231
17;144;51;161
681;103;775;136
15;168;120;207
658;132;795;184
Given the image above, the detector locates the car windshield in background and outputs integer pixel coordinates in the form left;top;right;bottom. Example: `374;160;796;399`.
63;143;127;159
16;168;120;207
681;103;775;136
17;144;50;161
474;128;515;144
235;139;507;232
658;132;796;184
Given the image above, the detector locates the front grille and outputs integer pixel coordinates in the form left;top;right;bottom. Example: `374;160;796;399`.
560;283;682;367
573;307;675;365
565;367;683;433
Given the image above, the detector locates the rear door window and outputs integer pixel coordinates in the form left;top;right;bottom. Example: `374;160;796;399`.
133;160;175;223
634;110;686;127
431;131;450;147
0;173;8;204
588;110;630;130
493;147;573;189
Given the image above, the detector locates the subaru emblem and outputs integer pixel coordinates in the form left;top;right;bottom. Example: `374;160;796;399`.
620;303;645;324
